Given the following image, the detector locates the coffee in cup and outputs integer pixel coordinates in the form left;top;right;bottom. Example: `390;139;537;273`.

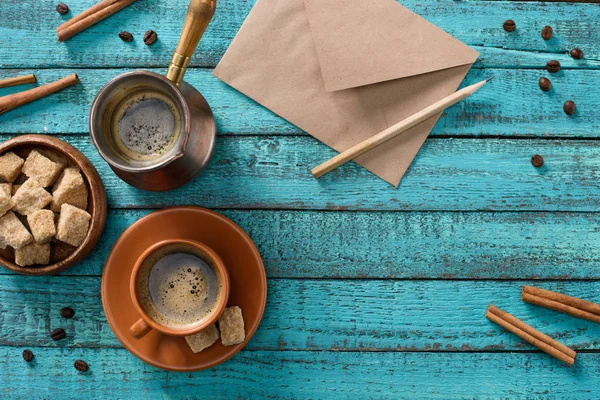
130;239;229;339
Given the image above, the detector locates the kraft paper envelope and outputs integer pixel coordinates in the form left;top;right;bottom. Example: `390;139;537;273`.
213;0;479;186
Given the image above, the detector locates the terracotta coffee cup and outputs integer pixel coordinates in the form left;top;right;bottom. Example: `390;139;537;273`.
129;239;230;339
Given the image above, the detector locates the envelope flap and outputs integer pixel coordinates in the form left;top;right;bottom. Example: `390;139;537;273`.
304;0;479;92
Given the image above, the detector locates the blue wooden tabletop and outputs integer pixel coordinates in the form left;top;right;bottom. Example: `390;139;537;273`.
1;0;600;398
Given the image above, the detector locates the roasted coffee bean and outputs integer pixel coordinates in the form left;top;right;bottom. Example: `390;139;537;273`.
22;349;34;362
538;77;552;92
503;20;516;32
531;155;544;168
74;360;89;372
56;3;69;14
563;100;576;115
541;26;553;40
570;48;584;59
144;30;157;45
60;307;75;319
546;60;561;73
119;31;134;42
50;328;66;341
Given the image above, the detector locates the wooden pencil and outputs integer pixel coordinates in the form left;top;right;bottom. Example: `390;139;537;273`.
311;77;492;179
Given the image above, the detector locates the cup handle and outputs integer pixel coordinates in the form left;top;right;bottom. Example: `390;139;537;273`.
130;318;152;339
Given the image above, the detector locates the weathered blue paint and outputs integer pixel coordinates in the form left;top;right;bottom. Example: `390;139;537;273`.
1;0;599;397
1;276;600;352
1;209;599;279
0;68;598;137
3;347;600;399
1;135;599;212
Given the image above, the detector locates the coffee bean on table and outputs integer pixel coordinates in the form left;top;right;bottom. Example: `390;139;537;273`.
119;32;134;42
538;77;552;92
56;3;69;14
60;307;75;319
22;349;34;362
546;60;561;73
503;20;516;32
531;155;544;168
570;48;584;59
563;100;576;115
541;26;553;40
144;30;158;45
74;360;89;372
50;328;66;341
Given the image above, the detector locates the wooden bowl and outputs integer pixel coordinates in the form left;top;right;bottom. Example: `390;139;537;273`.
0;135;107;275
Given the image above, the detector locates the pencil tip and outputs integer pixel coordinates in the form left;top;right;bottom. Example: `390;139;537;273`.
485;76;495;83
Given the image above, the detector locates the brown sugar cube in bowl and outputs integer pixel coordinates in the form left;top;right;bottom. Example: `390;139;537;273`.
51;167;88;212
0;152;24;183
27;210;56;243
185;325;220;353
0;211;33;249
15;242;50;266
0;183;11;217
22;150;65;187
56;204;91;247
11;178;52;215
218;306;245;346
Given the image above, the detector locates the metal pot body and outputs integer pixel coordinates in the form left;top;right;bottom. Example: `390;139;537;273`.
89;71;216;192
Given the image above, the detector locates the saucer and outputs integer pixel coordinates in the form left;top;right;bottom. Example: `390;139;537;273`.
101;207;267;372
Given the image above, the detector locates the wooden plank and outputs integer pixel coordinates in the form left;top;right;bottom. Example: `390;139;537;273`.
2;277;600;351
0;0;598;69
2;347;600;399
0;134;598;212
0;67;599;137
11;209;600;279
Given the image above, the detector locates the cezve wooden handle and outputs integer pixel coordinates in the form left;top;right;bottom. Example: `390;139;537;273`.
167;0;217;84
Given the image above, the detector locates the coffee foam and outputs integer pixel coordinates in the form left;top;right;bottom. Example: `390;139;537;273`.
136;244;222;330
111;91;182;161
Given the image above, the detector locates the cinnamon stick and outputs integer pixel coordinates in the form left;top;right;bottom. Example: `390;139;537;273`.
523;285;600;316
522;288;600;324
57;0;118;32
486;305;576;366
0;74;79;115
0;74;36;89
56;0;138;42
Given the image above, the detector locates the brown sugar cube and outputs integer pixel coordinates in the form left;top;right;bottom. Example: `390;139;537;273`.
0;183;11;217
22;150;65;187
51;167;88;212
27;210;56;244
218;306;245;346
185;324;220;353
11;178;52;215
55;204;91;247
15;242;51;266
39;149;68;169
0;152;24;183
10;184;20;195
0;211;33;249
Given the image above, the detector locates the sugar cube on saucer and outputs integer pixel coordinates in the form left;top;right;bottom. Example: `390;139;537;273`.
218;306;245;346
185;324;220;353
